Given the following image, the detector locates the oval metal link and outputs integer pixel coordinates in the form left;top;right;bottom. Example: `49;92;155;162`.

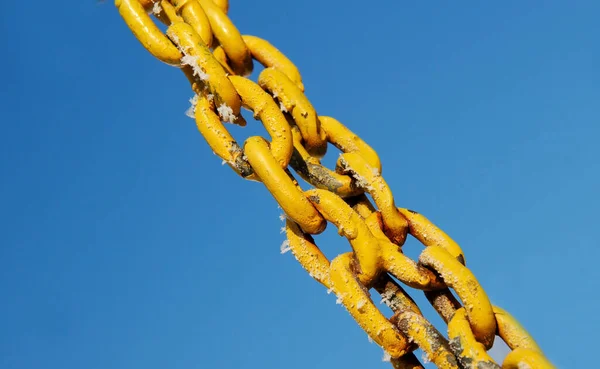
329;252;411;359
193;96;252;177
244;137;326;234
289;126;362;197
365;212;445;290
285;218;424;316
397;208;465;264
166;22;244;124
287;116;382;198
115;0;183;66
320;116;381;172
196;0;253;76
213;35;304;91
258;68;328;158
493;306;543;353
229;76;293;169
304;189;380;285
339;152;409;245
419;246;497;349
305;189;444;290
243;35;304;91
192;75;292;179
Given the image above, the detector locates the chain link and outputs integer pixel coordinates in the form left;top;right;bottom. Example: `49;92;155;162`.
114;1;556;367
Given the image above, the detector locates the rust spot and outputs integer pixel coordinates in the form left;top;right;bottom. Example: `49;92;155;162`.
308;195;320;204
449;337;500;369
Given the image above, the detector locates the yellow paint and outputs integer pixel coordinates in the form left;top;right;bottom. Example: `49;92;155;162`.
258;68;328;157
319;116;381;172
115;0;182;65
340;152;408;245
169;0;213;46
194;96;250;176
284;220;331;288
245;137;325;235
167;22;243;124
420;247;496;349
229;76;293;168
448;308;497;366
211;0;228;13
197;0;252;76
330;253;410;358
502;348;557;369
243;35;304;91
289;126;362;197
212;46;235;74
493;306;543;352
397;208;465;263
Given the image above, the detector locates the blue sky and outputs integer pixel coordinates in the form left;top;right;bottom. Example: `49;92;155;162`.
1;1;598;368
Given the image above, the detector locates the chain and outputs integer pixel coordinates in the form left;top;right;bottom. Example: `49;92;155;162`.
114;1;556;368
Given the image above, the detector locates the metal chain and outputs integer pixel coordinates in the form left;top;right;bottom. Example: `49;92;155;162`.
114;1;556;368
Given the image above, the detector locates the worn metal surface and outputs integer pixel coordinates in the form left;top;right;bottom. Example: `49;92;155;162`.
114;1;556;367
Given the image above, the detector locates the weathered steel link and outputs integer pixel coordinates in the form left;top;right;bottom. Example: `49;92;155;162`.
493;306;543;353
448;308;500;368
115;1;556;368
420;246;497;349
391;311;459;369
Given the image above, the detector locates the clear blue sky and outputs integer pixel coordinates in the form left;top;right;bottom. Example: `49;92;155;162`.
2;1;598;368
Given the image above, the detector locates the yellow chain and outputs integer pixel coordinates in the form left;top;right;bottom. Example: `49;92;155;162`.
114;1;557;367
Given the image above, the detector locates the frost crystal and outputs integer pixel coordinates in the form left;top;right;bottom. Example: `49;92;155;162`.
367;335;373;343
217;103;236;123
338;155;374;190
280;240;291;254
357;299;366;310
421;352;431;364
279;101;288;112
280;226;286;234
279;213;286;222
181;54;209;81
326;288;334;295
168;32;179;45
381;351;391;362
152;2;162;15
185;94;199;118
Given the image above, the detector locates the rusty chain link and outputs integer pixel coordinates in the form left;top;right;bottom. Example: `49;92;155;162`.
114;1;556;367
